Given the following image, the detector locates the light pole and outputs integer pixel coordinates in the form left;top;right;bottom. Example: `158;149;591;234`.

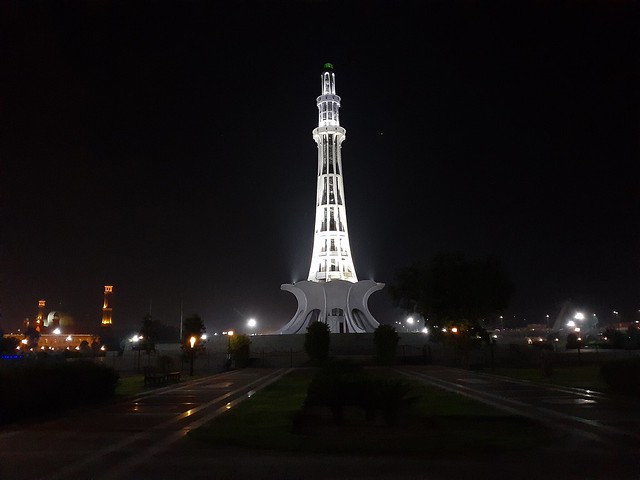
131;335;143;372
226;330;234;370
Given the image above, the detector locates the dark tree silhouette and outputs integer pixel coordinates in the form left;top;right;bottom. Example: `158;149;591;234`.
229;334;252;367
389;253;514;327
181;314;206;348
374;324;400;364
304;321;330;365
139;314;158;354
24;326;40;349
0;332;19;354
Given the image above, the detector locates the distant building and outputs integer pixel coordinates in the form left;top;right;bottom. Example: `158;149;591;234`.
101;285;113;326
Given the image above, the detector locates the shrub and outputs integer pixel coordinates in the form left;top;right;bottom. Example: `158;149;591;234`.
304;359;417;426
374;324;400;364
0;360;120;425
601;356;640;396
304;321;330;365
230;334;252;367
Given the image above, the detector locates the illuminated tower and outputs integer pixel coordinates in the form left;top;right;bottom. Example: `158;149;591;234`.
307;63;357;282
278;64;384;334
35;300;46;332
101;286;113;326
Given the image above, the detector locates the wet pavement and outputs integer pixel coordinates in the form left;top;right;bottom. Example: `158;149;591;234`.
397;365;640;447
0;368;289;480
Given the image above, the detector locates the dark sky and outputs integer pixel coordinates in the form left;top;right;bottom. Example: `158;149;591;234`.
1;0;639;334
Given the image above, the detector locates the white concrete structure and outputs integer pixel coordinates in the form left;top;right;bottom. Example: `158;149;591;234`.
278;64;384;334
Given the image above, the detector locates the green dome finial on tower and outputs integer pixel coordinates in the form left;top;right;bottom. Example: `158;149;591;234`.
323;62;334;70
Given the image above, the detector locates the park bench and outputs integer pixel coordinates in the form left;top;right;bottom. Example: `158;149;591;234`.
143;367;181;387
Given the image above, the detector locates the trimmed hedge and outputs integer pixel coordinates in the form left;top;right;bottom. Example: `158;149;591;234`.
600;356;640;396
0;360;120;425
303;359;417;426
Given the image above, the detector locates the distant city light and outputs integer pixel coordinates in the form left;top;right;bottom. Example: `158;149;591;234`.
407;317;415;325
574;312;585;320
567;320;576;328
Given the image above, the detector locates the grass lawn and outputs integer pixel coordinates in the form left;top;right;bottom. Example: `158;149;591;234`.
490;365;608;391
190;368;557;456
115;375;146;397
115;373;212;398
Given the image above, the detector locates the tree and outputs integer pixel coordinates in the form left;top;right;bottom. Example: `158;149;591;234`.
181;314;205;349
181;314;206;375
304;321;330;365
139;314;158;354
23;326;40;350
388;253;514;329
229;334;252;367
374;324;400;364
0;332;19;354
79;340;91;356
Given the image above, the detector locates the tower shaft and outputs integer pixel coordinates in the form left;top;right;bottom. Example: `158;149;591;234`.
308;64;357;283
277;64;383;335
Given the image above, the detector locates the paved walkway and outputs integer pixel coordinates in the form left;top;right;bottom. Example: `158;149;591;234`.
0;368;289;480
397;365;640;446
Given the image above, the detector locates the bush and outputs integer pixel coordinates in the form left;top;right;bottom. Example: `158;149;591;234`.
304;359;417;426
374;324;400;364
304;321;330;365
0;360;120;425
230;334;252;368
601;356;640;396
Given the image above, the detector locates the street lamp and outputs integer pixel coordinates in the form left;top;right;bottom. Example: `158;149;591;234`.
131;334;143;372
406;317;415;332
189;336;197;376
225;330;234;370
247;318;257;334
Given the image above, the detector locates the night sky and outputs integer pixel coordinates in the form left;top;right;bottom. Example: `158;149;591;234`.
2;1;639;335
